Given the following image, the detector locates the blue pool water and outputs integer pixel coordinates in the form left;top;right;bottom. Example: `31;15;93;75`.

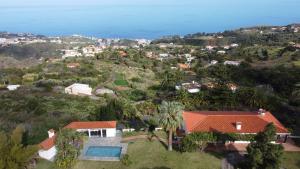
1;0;300;39
85;146;122;157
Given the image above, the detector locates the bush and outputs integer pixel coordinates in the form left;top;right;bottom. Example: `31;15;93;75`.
181;132;216;152
121;154;132;166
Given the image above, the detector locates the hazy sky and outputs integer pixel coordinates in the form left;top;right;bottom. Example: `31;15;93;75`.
0;0;295;7
1;0;192;6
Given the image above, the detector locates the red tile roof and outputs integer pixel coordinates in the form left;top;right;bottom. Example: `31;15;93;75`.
39;121;116;150
64;121;116;129
183;111;289;134
39;135;56;150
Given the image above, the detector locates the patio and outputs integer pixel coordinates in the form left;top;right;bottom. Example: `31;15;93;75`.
79;132;128;161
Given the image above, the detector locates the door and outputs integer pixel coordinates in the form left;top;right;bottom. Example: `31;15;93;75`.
102;129;107;137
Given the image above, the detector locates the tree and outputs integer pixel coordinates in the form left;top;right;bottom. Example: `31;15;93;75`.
245;123;284;169
55;128;82;169
158;101;184;151
0;125;38;169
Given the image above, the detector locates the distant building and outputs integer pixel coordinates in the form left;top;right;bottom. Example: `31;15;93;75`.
176;81;201;94
82;45;102;57
210;60;218;65
205;45;215;51
230;43;239;48
62;50;82;59
66;63;80;68
227;83;238;93
223;46;230;50
217;50;226;54
224;61;241;66
65;83;92;96
7;85;21;91
177;63;190;70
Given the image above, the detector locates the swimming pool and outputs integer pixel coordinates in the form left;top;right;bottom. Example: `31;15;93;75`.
85;146;122;158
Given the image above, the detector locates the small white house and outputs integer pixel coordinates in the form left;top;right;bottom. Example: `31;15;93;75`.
62;50;82;59
217;50;226;54
224;61;241;66
176;81;201;94
65;83;92;96
39;121;117;161
210;60;218;65
230;43;239;48
7;85;21;91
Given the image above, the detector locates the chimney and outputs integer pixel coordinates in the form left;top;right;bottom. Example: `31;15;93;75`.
236;122;242;130
258;108;266;116
48;129;55;138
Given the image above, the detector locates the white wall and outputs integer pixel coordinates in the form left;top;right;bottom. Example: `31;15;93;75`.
38;146;57;161
76;128;116;137
65;86;92;96
106;128;116;137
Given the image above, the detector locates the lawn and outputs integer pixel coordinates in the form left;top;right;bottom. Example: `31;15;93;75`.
36;140;222;169
282;152;300;169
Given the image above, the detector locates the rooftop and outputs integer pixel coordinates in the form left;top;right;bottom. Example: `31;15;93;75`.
183;111;289;134
39;121;117;150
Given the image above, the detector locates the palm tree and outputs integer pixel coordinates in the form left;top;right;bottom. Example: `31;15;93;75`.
158;101;184;151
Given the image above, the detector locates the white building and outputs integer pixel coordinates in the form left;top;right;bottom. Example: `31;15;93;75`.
82;45;103;57
224;61;241;66
205;45;215;51
38;121;117;161
7;85;21;91
210;60;218;65
230;43;239;48
176;81;201;94
65;83;92;96
217;50;226;54
62;50;82;59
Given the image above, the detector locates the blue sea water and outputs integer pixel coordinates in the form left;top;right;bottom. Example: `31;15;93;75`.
0;0;300;39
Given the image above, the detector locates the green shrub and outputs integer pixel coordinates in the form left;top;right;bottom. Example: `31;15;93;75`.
121;154;132;166
181;132;216;152
114;79;129;86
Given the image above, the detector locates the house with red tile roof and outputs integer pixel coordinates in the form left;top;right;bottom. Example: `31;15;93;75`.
182;109;290;143
38;121;117;161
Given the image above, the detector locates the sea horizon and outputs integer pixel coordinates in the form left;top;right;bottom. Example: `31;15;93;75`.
1;0;300;39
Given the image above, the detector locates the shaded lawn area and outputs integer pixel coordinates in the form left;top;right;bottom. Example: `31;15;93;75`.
37;140;222;169
282;152;300;169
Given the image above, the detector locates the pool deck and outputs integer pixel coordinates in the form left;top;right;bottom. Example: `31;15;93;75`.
79;134;128;161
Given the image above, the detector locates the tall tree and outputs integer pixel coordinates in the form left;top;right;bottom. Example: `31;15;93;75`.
55;128;82;169
246;123;284;169
0;125;38;169
158;101;184;151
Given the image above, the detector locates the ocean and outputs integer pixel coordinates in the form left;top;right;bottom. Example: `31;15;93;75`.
0;0;300;39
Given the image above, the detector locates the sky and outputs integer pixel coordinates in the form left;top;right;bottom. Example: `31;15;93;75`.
0;0;191;6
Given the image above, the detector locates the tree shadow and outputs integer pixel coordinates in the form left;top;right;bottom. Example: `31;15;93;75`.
153;134;168;150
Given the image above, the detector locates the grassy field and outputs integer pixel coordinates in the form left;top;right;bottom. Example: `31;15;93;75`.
282;152;300;169
36;140;222;169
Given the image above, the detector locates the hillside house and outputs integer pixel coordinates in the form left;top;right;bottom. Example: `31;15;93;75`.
176;81;201;94
62;50;82;59
7;85;21;91
38;121;117;161
65;83;92;96
224;61;241;66
181;110;290;144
